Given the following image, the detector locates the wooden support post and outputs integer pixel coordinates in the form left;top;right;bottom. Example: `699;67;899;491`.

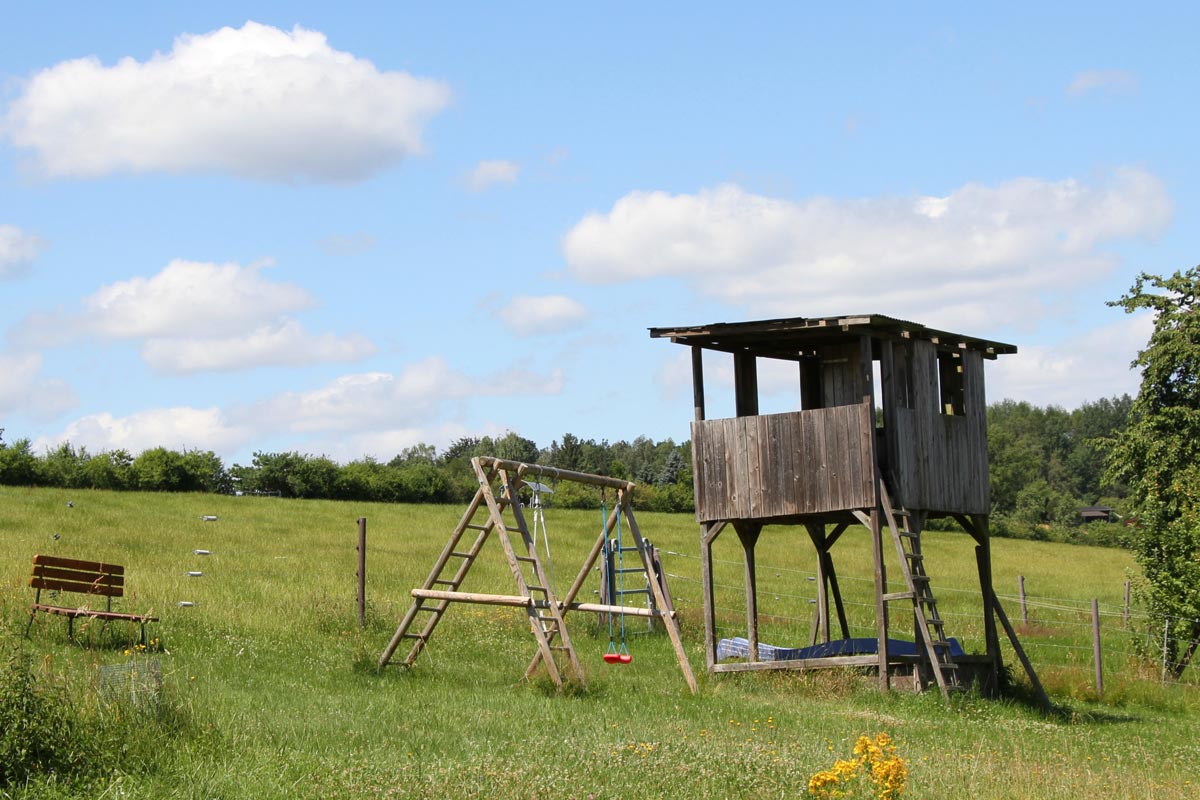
973;515;1001;691
1123;581;1130;628
805;524;829;644
734;352;759;417
356;517;367;627
992;591;1051;713
701;522;724;673
870;508;890;690
827;558;851;640
1092;598;1103;698
735;523;762;662
1019;575;1028;625
692;346;706;421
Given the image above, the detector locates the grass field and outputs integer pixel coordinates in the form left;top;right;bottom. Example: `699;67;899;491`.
2;485;1198;799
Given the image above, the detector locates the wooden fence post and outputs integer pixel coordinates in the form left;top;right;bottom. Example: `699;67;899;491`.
1019;575;1028;625
1091;599;1103;698
1162;619;1170;685
1123;581;1130;627
357;517;367;627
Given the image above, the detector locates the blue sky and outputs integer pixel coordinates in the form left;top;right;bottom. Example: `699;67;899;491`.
0;4;1194;465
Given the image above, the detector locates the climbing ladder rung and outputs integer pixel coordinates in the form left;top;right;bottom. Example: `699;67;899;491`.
515;555;538;564
450;550;473;559
465;524;488;531
432;579;456;586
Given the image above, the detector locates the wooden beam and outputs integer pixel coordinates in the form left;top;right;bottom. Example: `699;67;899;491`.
692;345;706;422
805;524;829;644
410;589;670;618
474;457;635;492
701;522;720;672
734;351;759;416
870;507;890;690
712;654;879;673
736;522;763;661
992;590;1052;713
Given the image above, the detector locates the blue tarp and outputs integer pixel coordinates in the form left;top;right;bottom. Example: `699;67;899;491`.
716;636;965;662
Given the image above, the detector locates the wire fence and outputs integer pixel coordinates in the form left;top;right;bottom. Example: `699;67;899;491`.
660;548;1200;695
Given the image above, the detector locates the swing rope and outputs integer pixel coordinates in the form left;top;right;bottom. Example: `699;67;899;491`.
603;489;632;664
529;471;555;591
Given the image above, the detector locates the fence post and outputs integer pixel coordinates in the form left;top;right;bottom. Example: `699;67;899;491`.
1019;575;1028;625
357;517;367;627
1091;599;1103;698
1162;619;1170;685
1123;581;1130;628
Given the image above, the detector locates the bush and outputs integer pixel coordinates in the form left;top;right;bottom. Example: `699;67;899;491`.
0;651;87;787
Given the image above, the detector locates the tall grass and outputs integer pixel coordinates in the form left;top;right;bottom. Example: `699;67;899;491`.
2;485;1198;799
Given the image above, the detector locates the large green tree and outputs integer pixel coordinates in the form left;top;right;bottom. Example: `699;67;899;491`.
1107;266;1200;675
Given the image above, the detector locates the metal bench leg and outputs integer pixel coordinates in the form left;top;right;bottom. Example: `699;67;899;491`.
67;616;75;641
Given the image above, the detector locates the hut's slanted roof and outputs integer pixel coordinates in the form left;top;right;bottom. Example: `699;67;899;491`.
648;313;1017;360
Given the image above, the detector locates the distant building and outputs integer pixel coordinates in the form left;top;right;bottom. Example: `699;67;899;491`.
1079;506;1116;524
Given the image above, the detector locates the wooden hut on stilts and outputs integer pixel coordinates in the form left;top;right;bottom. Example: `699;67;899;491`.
650;314;1047;705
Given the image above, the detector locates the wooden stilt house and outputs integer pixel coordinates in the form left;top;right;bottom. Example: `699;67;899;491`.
650;314;1045;701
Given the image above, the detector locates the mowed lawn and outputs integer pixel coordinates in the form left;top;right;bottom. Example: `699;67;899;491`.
2;485;1198;799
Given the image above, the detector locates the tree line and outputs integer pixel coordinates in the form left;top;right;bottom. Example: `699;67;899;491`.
1;399;1130;530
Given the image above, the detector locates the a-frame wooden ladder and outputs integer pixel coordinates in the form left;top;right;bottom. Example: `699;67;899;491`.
378;457;582;686
879;487;961;698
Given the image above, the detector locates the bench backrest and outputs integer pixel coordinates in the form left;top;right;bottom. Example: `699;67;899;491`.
30;554;125;599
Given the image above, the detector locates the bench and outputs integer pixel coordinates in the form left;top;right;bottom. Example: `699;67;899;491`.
25;554;158;645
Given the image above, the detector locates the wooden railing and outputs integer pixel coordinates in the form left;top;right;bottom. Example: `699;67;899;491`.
691;404;876;523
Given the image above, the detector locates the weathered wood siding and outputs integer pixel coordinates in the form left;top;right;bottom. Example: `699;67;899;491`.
691;404;877;523
887;341;989;514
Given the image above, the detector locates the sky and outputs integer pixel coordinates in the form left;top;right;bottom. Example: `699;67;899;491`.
0;3;1195;466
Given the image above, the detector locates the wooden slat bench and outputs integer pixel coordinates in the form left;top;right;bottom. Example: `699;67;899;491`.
26;554;158;645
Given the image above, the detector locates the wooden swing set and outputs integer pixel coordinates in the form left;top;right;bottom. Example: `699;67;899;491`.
378;456;698;694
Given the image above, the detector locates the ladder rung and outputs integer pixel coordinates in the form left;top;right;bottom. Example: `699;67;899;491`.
615;588;650;596
911;575;930;583
400;633;426;640
526;584;547;593
465;524;488;531
882;591;914;602
451;550;473;558
432;579;456;586
898;530;919;538
515;555;538;564
905;553;924;560
614;568;644;575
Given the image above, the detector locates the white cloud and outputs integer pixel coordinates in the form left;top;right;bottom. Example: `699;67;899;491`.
83;259;311;339
4;21;451;183
989;313;1151;407
0;352;76;420
35;406;250;456
496;295;589;336
243;357;564;434
0;224;47;277
466;159;520;192
1067;69;1138;98
142;320;376;374
563;169;1171;329
16;259;375;372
